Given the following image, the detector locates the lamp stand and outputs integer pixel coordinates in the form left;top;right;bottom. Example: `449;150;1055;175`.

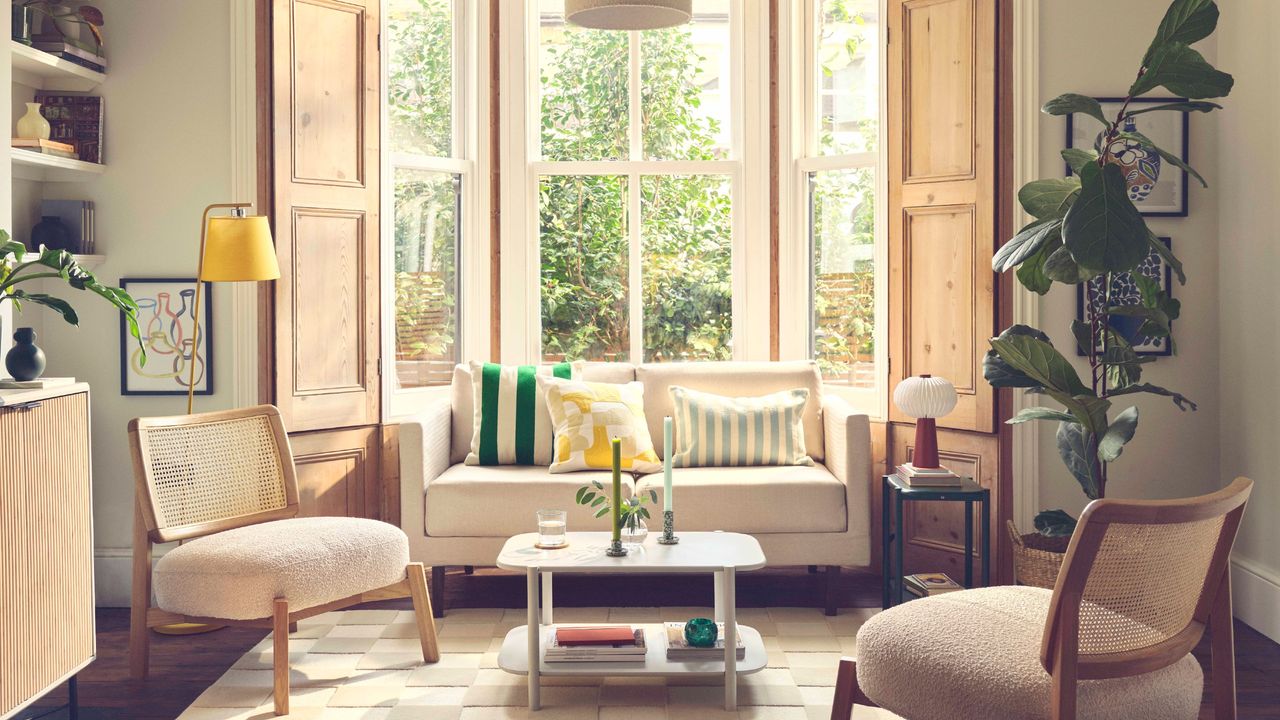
913;417;940;469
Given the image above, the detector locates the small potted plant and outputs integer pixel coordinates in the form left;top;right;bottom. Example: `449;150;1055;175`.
575;479;658;545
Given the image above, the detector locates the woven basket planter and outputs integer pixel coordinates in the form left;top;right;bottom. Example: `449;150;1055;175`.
1007;520;1070;589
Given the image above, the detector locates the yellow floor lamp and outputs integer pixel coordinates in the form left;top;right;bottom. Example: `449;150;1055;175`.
155;202;279;636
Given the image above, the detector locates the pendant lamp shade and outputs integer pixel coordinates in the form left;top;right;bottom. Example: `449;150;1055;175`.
893;375;957;419
565;0;693;30
200;215;280;282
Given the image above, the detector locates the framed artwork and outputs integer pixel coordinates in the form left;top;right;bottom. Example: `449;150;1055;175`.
1066;97;1190;217
119;278;214;396
1075;238;1173;357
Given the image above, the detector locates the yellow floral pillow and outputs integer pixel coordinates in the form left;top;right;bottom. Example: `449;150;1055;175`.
538;377;662;474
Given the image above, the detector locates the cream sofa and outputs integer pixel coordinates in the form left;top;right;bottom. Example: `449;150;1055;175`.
398;360;872;615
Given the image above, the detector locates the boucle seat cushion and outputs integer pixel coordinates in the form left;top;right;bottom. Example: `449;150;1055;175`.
855;586;1203;720
153;517;409;620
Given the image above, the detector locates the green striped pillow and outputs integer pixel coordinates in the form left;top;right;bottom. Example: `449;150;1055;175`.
670;385;814;468
466;361;582;466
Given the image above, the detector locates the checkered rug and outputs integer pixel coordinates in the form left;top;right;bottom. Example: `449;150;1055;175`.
178;606;900;719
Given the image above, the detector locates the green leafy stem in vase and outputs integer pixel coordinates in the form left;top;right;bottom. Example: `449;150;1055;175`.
1;231;145;360
985;0;1227;538
575;479;658;532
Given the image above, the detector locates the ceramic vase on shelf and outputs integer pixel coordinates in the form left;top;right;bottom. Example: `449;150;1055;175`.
6;328;47;382
31;216;72;252
16;103;50;141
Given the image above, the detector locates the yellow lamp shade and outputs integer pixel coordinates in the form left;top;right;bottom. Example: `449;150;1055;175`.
200;215;280;282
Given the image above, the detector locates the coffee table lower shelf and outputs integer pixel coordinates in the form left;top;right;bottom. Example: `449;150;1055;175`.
497;623;768;678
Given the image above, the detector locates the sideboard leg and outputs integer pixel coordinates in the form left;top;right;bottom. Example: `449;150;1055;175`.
68;675;79;720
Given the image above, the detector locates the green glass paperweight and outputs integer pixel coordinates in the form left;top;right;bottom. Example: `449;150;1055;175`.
683;617;718;648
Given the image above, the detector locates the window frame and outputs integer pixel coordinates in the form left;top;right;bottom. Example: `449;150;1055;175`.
780;0;888;418
500;0;771;365
380;0;490;418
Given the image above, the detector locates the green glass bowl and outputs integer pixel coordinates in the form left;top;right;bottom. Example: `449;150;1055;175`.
683;617;718;648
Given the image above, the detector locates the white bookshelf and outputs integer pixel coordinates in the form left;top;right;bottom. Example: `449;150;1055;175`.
10;41;104;92
11;148;104;183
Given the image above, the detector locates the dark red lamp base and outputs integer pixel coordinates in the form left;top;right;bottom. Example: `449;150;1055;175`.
913;417;940;468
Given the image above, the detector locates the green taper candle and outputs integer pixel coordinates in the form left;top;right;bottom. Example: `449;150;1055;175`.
611;436;622;543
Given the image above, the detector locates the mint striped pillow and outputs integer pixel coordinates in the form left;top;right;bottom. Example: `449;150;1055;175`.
669;385;814;468
466;361;582;466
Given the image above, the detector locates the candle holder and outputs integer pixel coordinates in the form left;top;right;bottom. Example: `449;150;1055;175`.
606;539;628;557
658;509;680;544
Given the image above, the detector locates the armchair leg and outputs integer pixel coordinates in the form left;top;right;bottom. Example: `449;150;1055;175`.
129;502;151;680
272;598;290;716
831;658;876;720
431;565;447;618
1210;571;1237;719
825;565;842;616
407;562;441;663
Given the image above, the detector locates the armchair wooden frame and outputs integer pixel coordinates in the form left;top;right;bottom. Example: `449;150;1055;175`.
832;477;1253;720
128;405;440;716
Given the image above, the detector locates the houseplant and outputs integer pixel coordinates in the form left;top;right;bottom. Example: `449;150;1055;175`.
985;0;1231;572
1;231;144;370
575;479;659;544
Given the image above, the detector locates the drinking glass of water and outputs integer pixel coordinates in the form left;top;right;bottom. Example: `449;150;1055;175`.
537;509;567;548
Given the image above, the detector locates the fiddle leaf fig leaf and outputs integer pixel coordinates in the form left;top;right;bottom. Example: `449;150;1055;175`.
994;218;1061;272
1142;0;1219;66
1057;421;1102;499
1008;407;1077;425
1131;41;1233;99
1149;229;1186;284
1034;509;1078;538
1016;241;1055;295
1042;93;1108;125
1043;245;1098;283
1070;319;1093;356
1018;178;1081;220
1109;383;1198;411
1062;162;1150;273
1098;406;1139;462
1062;148;1098;174
1125;100;1221;116
989;332;1092;397
983;325;1054;389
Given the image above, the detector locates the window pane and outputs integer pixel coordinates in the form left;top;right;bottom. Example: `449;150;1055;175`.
641;175;732;362
539;0;629;162
811;168;875;386
641;1;731;160
387;0;453;156
816;0;878;155
540;175;630;361
394;168;459;388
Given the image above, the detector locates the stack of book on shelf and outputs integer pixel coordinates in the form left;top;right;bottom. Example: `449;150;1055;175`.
30;35;107;73
40;199;96;254
664;622;746;661
904;573;963;599
35;93;104;164
545;626;646;663
12;138;78;159
895;463;961;486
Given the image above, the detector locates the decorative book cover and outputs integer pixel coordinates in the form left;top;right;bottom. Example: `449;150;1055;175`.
36;94;103;164
554;626;639;647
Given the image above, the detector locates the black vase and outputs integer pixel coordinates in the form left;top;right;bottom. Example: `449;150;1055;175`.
31;216;73;252
6;328;47;382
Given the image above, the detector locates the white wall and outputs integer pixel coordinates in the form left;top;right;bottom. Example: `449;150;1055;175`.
20;0;247;606
1217;0;1280;642
1032;2;1221;517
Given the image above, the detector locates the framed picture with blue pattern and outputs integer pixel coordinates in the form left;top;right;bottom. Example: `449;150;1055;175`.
1075;237;1173;357
1066;97;1190;217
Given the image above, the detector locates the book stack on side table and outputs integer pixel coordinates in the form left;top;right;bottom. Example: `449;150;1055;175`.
904;573;963;599
895;463;961;487
545;626;646;663
664;622;746;661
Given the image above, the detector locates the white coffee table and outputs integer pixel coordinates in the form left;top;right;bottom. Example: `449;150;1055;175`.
495;531;768;711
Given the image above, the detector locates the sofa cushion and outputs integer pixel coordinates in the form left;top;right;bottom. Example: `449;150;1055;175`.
670;385;813;467
450;362;637;463
636;361;825;461
425;464;632;537
634;464;845;534
465;360;581;466
541;377;663;474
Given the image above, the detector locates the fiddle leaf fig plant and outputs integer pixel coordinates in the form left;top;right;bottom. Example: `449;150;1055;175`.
985;0;1228;537
0;230;145;360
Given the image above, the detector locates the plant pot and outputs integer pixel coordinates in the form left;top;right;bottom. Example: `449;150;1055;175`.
6;328;47;382
1007;520;1069;589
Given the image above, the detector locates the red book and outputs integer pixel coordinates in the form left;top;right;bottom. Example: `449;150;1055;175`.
554;626;637;646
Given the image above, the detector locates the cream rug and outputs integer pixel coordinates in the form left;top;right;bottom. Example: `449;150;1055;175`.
178;606;900;720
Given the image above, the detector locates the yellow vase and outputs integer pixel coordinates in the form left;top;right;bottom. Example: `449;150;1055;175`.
16;103;50;140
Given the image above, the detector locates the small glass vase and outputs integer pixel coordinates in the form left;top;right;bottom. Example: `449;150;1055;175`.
621;518;648;547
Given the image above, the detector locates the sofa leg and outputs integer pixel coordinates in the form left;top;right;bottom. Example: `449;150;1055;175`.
431;565;447;618
464;565;475;575
808;565;819;574
825;565;842;616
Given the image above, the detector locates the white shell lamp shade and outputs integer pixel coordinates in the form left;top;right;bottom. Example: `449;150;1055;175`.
893;375;958;419
565;0;693;30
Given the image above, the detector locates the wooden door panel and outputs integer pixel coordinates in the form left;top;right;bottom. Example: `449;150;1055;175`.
292;208;367;394
291;0;365;186
904;0;975;181
289;426;381;519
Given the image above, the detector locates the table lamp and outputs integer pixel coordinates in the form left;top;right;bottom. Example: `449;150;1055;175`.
185;203;280;414
892;374;957;469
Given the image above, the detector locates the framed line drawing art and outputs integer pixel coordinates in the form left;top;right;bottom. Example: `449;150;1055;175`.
120;277;214;396
1076;237;1174;357
1066;97;1190;217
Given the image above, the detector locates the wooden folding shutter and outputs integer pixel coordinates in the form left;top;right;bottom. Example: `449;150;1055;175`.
264;0;383;519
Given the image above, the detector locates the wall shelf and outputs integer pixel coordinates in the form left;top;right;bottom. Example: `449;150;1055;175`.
10;41;104;92
11;148;105;183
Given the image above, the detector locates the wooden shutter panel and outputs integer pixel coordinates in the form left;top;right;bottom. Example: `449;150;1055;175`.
887;0;996;433
270;0;381;433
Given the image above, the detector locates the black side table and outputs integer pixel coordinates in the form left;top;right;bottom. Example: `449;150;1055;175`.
882;473;990;608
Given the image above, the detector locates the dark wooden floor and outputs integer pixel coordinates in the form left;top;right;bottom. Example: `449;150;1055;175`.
19;567;1280;719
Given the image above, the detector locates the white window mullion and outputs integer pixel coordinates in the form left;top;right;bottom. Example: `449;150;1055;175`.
629;31;642;162
628;172;643;364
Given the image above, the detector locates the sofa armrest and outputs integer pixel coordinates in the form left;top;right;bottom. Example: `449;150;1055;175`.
822;394;872;535
399;397;453;537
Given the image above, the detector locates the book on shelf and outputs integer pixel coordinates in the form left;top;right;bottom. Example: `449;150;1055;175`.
12;138;77;153
35;93;103;165
903;573;963;598
663;622;746;661
39;199;95;254
545;626;646;663
29;35;107;71
0;377;75;390
895;463;962;486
